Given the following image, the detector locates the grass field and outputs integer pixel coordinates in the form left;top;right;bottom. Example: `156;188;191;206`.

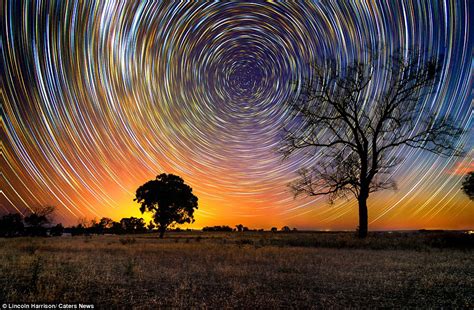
0;231;472;308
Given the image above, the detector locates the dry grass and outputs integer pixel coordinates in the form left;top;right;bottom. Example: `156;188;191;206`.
0;232;472;308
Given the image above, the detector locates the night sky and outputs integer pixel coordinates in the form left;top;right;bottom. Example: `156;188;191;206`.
1;1;473;229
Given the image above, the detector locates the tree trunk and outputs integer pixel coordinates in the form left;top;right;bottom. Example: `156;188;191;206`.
358;192;369;238
159;227;165;239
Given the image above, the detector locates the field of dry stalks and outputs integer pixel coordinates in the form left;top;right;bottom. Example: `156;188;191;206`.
0;232;472;308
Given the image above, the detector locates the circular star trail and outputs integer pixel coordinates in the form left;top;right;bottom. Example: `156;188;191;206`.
1;1;472;229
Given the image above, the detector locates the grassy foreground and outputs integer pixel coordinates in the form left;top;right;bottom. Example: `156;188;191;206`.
0;232;472;308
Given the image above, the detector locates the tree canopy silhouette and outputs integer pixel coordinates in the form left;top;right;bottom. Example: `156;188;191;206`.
0;213;24;237
281;48;463;238
120;217;147;234
134;173;198;238
24;205;56;236
462;172;474;200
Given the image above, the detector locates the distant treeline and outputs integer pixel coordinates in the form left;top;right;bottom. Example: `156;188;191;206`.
0;211;300;237
0;212;64;237
0;212;156;237
68;217;151;236
202;225;298;232
202;225;234;232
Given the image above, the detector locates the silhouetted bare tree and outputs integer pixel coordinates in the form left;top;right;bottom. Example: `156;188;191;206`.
281;49;463;238
462;172;474;200
24;205;56;236
134;173;198;238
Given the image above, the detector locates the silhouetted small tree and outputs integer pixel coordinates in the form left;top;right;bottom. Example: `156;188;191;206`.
281;226;291;232
461;172;474;200
134;174;198;238
271;227;277;233
91;217;114;234
50;223;64;236
70;224;86;236
110;221;123;234
0;213;24;237
281;48;463;238
120;217;147;234
24;205;56;236
236;224;244;232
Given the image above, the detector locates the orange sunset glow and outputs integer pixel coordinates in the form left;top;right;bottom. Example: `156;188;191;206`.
1;1;472;231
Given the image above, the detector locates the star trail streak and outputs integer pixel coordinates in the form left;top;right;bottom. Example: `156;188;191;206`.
1;1;473;229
